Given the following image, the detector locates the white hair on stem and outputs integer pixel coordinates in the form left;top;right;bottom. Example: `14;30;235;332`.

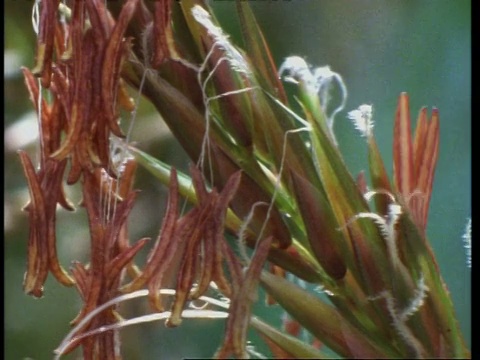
262;89;328;182
191;5;251;76
263;90;312;130
189;4;257;184
252;127;311;258
234;89;312;265
53;289;231;359
363;189;396;204
237;201;269;264
136;4;258;190
55;310;229;359
369;275;429;359
340;202;403;271
352;192;429;356
400;276;429;320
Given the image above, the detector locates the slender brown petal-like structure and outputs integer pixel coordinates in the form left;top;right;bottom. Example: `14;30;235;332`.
22;1;166;355
66;165;148;357
32;0;60;87
215;236;273;359
151;0;173;67
166;166;243;327
20;151;54;298
121;165;243;322
102;0;139;137
19;151;76;296
120;169;181;310
20;67;76;297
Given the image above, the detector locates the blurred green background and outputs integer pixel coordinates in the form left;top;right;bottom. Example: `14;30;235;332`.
5;0;470;358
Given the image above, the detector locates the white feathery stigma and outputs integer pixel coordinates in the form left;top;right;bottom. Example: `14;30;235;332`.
191;5;250;75
278;56;347;145
347;104;374;138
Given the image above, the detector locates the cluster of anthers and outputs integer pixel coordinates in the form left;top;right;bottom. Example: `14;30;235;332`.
20;0;290;358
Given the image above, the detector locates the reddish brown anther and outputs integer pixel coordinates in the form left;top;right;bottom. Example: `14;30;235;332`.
102;0;139;137
32;0;60;87
65;165;147;357
121;164;244;326
121;168;181;309
215;236;273;359
151;0;173;68
19;152;75;297
20;68;77;296
28;0;139;182
166;167;243;325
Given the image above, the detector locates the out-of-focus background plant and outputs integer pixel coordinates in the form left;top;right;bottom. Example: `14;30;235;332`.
5;1;470;359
